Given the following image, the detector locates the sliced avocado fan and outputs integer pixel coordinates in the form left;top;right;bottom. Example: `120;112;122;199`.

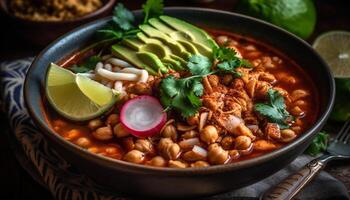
111;15;218;76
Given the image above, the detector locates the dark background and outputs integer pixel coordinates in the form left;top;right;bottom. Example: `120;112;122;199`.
0;0;349;199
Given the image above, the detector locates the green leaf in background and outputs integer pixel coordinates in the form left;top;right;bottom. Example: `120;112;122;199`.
70;56;101;73
236;0;317;39
305;131;329;156
330;78;350;121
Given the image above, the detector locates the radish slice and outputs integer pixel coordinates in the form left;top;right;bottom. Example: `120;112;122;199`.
120;95;167;137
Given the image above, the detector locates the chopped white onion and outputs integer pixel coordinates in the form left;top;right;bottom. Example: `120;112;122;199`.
193;145;208;157
106;58;133;68
104;63;112;71
199;112;209;131
97;68;138;81
247;125;259;133
179;138;200;149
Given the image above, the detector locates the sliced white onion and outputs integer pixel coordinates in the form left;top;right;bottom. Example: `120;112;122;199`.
95;62;103;72
97;68;138;81
199;112;209;131
179;138;200;149
106;58;133;68
104;63;112;71
193;145;208;157
247;124;259;133
120;68;149;83
218;115;243;134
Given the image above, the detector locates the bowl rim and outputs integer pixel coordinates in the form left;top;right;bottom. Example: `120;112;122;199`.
0;0;116;24
24;7;335;175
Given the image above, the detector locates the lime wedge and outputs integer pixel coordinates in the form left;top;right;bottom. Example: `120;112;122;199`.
46;63;118;121
313;31;350;78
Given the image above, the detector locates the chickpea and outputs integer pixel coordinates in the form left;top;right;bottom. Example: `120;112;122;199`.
235;136;252;150
76;137;91;148
221;136;235;150
64;129;80;140
235;124;256;140
134;139;153;153
291;89;309;101
291;126;302;134
182;150;206;162
147;156;167;167
158;138;181;160
161;124;177;141
181;130;198;139
105;146;119;154
294;100;307;107
229;150;240;160
186;113;199;126
254;140;277;151
92;126;113;141
123;150;145;164
88;119;103;130
216;35;229;45
122;137;135;152
200;125;219;144
208;144;229;165
106;114;119;126
290;106;304;116
168;160;188;168
280;129;297;142
113;123;130;138
191;161;210;168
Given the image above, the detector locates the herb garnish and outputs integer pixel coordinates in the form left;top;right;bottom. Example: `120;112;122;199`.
213;46;252;77
160;55;213;117
142;0;164;23
70;56;102;73
98;0;163;41
254;89;293;129
305;132;329;156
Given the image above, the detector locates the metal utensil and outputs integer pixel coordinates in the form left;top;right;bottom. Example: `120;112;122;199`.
262;121;350;200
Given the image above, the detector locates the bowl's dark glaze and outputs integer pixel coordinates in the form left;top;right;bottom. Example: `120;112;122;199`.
0;0;116;46
24;8;335;198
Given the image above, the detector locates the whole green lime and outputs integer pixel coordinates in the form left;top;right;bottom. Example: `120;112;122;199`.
236;0;317;39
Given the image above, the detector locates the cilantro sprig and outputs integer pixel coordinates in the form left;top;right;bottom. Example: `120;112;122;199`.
254;89;293;129
160;55;214;117
70;56;101;73
97;0;163;41
213;46;252;77
305;132;329;156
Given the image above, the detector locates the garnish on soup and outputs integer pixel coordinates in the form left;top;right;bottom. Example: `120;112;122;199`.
45;0;318;168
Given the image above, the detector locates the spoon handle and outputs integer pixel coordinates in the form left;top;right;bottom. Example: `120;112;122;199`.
261;159;325;200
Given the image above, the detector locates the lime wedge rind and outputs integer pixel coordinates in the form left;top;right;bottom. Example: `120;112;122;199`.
45;63;118;121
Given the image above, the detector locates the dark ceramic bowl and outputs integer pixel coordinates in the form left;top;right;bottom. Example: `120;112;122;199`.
0;0;116;46
24;8;335;198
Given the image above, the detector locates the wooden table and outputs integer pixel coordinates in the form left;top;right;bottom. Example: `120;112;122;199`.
0;0;349;199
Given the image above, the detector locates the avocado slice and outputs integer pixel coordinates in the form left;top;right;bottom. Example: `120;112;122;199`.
138;25;192;59
111;44;165;75
159;15;218;53
122;38;185;71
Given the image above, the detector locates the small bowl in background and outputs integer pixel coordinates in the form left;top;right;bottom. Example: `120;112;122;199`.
0;0;116;46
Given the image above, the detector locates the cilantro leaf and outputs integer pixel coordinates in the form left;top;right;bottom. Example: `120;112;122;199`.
213;46;237;61
191;79;204;96
112;3;135;31
254;89;292;129
70;56;101;73
187;55;212;76
305;132;329;156
143;0;164;23
160;76;202;117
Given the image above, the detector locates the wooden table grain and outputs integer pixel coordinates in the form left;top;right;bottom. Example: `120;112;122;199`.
0;1;349;199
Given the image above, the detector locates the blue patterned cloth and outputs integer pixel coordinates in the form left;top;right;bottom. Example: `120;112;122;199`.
0;58;348;200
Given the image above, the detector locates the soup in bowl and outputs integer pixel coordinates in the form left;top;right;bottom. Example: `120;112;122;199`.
24;8;334;198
